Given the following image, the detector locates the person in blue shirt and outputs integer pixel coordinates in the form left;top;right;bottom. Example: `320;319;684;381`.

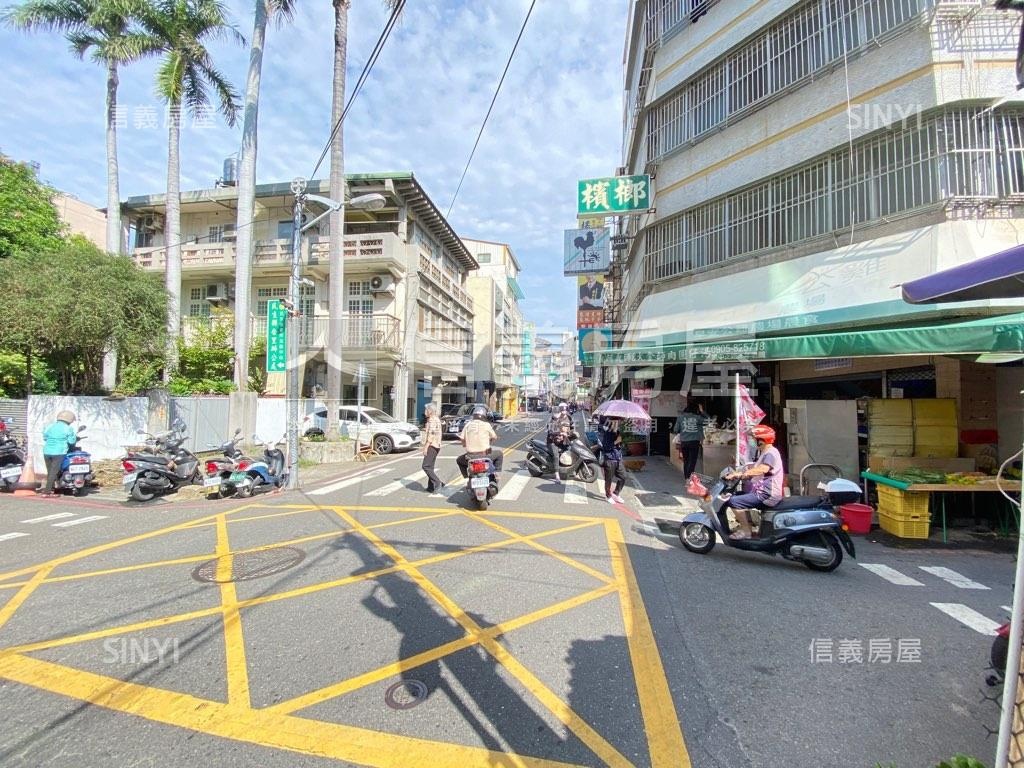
41;410;77;495
598;416;625;504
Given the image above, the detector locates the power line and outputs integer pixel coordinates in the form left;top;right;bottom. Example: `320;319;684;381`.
309;0;406;181
445;0;537;220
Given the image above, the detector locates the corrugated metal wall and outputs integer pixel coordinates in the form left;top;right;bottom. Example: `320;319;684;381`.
169;397;230;453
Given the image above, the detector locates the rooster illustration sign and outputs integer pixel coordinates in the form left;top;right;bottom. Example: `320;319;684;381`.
563;227;610;275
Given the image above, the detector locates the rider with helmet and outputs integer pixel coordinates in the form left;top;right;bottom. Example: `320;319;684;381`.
457;405;502;478
547;403;575;484
724;424;785;540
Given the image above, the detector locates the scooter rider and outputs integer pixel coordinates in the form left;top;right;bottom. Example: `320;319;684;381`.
724;424;784;540
547;403;574;484
457;405;503;477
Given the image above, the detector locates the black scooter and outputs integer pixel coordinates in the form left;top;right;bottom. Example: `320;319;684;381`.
0;417;26;492
524;434;599;483
658;466;858;573
121;420;201;502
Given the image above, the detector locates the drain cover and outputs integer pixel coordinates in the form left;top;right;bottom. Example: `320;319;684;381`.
191;547;305;583
636;492;681;507
384;679;428;710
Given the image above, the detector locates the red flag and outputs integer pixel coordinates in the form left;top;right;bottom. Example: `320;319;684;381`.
736;384;765;466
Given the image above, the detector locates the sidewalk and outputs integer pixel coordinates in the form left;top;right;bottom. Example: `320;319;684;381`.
621;455;702;526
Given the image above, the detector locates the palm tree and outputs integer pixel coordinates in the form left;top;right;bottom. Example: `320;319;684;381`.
231;0;295;392
2;0;157;256
325;0;400;436
137;0;242;378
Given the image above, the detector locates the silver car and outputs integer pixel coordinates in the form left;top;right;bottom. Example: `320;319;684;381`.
304;406;421;454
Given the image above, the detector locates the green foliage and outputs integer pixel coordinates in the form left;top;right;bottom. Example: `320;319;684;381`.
0;349;57;397
0;157;65;259
0;236;167;393
248;335;267;395
168;317;234;395
936;757;987;768
115;356;162;395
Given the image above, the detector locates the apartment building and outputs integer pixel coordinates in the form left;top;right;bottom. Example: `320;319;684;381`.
123;172;476;422
613;0;1024;460
462;239;526;417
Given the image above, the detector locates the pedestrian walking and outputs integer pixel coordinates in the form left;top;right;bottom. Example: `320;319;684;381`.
598;417;626;504
421;403;444;493
41;409;76;496
673;399;707;481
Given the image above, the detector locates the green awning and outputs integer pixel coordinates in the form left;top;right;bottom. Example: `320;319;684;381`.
597;312;1024;365
507;276;525;301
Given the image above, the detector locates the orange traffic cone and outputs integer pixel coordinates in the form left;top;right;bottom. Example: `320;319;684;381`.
14;443;40;496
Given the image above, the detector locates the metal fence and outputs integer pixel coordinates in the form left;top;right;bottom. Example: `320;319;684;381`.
169;397;230;453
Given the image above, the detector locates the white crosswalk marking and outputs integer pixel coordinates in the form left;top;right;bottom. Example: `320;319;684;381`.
495;470;530;501
20;512;76;524
308;467;389;496
859;564;925;586
930;603;1001;635
1003;606;1013;613
52;516;107;528
919;566;990;590
364;471;424;497
563;480;588;505
0;532;29;542
430;485;461;499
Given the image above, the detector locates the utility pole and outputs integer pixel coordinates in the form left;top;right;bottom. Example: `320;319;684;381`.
286;177;306;491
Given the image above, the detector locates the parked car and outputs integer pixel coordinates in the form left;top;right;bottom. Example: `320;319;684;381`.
303;406;420;454
442;403;503;439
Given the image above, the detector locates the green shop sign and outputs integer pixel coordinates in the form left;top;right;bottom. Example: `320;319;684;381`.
578;175;650;215
266;300;287;373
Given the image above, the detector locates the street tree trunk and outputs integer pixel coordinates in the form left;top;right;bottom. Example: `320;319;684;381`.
164;99;182;381
326;0;350;440
105;59;122;255
233;0;270;392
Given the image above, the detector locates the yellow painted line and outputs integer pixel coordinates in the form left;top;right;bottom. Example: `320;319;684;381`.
659;62;952;198
269;583;618;716
0;521;601;656
215;515;250;708
605;519;690;768
0;566;55;632
0;653;586;768
656;1;761;81
465;512;613;586
476;510;610;523
332;508;632;768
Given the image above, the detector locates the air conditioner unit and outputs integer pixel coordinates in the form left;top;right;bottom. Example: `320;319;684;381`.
140;213;164;231
369;274;395;294
222;226;237;241
205;283;234;303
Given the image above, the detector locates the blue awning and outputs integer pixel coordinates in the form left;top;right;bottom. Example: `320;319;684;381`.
902;244;1024;304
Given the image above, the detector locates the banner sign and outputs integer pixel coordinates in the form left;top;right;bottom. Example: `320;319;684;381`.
577;274;605;310
736;382;766;467
522;328;534;375
577;308;605;329
266;300;287;373
563;227;610;275
578;175;651;215
578;327;612;365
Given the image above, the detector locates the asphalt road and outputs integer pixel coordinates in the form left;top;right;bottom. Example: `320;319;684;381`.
0;417;1013;767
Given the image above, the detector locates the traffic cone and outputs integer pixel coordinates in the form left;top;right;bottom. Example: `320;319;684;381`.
14;443;40;496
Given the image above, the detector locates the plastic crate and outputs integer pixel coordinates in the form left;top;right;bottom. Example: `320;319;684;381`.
876;484;930;518
878;509;930;539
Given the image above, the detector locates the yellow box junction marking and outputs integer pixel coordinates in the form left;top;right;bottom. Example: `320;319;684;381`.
0;500;691;767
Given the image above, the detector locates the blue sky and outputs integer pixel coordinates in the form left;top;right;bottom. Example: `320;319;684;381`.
0;0;628;337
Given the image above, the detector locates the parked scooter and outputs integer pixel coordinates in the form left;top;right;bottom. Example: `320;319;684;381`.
0;417;26;492
524;434;599;483
202;430;245;499
55;425;94;496
659;467;858;572
121;420;201;502
229;434;287;498
465;452;499;510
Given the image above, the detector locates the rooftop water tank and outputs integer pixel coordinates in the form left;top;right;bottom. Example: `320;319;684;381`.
222;156;238;186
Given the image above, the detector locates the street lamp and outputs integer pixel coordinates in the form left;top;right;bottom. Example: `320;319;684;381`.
286;180;386;490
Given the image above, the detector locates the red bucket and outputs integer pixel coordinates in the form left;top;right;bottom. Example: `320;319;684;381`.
839;503;873;535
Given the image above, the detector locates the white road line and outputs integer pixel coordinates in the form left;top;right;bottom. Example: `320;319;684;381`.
20;512;76;524
930;603;1001;635
308;467;390;496
52;516;108;528
564;480;588;505
859;564;925;586
364;471;424;497
0;532;29;542
495;470;530;501
1003;606;1013;613
919;566;990;590
430;485;462;499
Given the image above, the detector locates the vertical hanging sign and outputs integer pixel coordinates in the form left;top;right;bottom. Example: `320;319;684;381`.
266;299;287;372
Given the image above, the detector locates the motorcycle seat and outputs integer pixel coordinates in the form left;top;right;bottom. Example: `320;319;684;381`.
768;495;827;512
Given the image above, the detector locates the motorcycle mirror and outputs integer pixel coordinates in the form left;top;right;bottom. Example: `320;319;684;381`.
77;425;87;432
233;428;242;437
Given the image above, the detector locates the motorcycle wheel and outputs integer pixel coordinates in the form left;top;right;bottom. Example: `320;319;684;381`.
679;523;715;554
237;474;262;499
802;533;844;573
73;485;86;497
2;479;14;493
526;457;544;478
476;494;489;511
992;634;1010;678
130;483;156;502
575;462;597;483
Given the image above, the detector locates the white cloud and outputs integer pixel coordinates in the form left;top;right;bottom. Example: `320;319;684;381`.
0;0;627;333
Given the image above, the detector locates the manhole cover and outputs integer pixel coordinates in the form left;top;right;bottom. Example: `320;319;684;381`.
636;492;681;507
384;679;428;710
191;547;306;583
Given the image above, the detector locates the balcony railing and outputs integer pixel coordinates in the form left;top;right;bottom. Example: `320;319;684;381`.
181;313;401;352
418;255;474;311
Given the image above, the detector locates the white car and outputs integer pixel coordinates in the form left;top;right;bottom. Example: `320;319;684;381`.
303;406;421;454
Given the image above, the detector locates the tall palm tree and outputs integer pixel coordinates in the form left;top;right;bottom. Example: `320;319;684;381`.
326;0;400;436
2;0;157;256
231;0;295;392
137;0;242;378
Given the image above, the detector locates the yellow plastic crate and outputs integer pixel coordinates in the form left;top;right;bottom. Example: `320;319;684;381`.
879;510;931;539
868;399;913;426
912;399;957;427
876;484;930;518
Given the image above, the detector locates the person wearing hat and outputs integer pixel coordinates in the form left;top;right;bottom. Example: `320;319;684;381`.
723;424;784;540
40;410;77;496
